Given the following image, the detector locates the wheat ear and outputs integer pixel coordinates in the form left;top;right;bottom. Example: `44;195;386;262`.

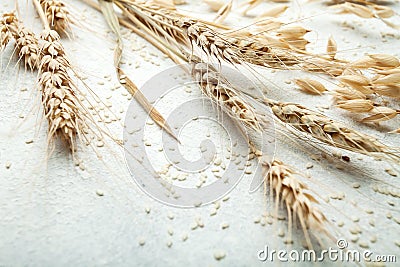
264;159;327;247
1;12;40;70
0;13;17;51
39;0;70;34
266;99;399;162
38;29;86;153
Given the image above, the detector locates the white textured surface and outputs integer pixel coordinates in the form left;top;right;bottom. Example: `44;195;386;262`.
1;0;400;266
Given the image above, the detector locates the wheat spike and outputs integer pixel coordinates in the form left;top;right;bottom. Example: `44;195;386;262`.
1;12;40;70
264;159;327;246
13;23;41;70
38;30;85;153
190;56;261;132
39;0;70;34
266;99;399;161
190;57;327;242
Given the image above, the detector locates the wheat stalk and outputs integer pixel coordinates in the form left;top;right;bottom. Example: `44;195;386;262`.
39;0;71;34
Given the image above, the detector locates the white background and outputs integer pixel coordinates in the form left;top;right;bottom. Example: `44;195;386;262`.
1;0;399;266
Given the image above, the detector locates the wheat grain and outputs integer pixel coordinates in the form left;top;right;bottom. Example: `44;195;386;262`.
361;107;399;123
372;85;400;98
326;36;337;59
334;86;399;123
336;99;374;113
369;54;400;68
334;87;366;100
204;0;225;12
257;5;288;18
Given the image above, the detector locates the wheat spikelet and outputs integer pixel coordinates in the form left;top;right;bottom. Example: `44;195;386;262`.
39;0;70;34
266;99;399;161
38;29;85;153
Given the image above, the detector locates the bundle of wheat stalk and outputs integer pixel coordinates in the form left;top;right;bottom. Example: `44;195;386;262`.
109;0;351;76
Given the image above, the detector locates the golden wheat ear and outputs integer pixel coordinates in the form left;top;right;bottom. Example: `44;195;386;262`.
1;13;17;51
39;0;71;35
37;29;87;155
265;99;400;163
1;12;40;71
263;159;329;248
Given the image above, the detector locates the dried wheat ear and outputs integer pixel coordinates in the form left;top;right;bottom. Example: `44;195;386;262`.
38;30;87;153
266;99;399;162
0;13;16;50
40;0;70;34
118;0;358;79
1;13;40;70
265;159;327;245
